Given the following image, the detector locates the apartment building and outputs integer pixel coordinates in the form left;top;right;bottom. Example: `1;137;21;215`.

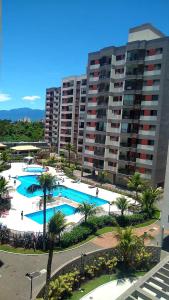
44;87;61;150
58;75;87;157
83;23;169;186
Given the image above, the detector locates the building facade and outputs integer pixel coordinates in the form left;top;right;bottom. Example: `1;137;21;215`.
44;87;61;150
58;75;87;158
83;24;169;186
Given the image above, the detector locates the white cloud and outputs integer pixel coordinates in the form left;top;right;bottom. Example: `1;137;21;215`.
0;93;11;102
22;95;41;101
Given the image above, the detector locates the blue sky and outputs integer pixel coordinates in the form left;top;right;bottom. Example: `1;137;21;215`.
1;0;169;110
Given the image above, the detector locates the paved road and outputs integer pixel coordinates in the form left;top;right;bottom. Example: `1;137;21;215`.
0;242;101;300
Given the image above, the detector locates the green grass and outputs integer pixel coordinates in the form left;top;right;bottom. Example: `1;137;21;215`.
69;271;145;300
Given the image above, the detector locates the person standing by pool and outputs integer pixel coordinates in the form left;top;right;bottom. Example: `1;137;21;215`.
96;187;99;197
21;210;23;220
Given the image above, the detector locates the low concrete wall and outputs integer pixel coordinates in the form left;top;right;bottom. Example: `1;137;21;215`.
37;246;161;298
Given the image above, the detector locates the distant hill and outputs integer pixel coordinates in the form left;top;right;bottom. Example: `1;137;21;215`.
0;108;45;121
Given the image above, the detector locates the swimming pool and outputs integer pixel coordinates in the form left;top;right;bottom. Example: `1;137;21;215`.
24;167;46;173
26;204;75;224
17;175;108;207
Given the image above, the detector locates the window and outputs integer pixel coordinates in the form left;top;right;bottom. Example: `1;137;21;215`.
152;95;159;101
121;123;128;133
113;96;122;102
115;68;124;74
110;136;119;142
123;95;134;105
108;162;116;167
114;82;123;88
116;54;125;61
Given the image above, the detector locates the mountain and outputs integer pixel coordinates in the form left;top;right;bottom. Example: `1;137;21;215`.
0;108;45;121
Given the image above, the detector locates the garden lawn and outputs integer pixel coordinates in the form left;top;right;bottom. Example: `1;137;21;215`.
69;271;145;300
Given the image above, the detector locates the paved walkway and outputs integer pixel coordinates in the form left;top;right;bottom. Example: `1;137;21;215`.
0;222;161;300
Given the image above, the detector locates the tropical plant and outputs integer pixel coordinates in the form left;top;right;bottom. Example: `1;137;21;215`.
114;196;129;216
138;187;162;218
27;173;57;250
0;150;11;164
127;172;144;201
98;171;108;184
116;227;151;268
44;212;67;300
0;177;9;201
75;202;101;223
65;143;75;166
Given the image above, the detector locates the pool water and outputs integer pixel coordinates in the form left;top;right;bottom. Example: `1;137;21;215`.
17;175;108;207
25;167;46;173
26;204;75;224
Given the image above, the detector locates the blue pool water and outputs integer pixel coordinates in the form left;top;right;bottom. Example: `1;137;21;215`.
17;175;108;207
25;167;46;173
26;204;75;224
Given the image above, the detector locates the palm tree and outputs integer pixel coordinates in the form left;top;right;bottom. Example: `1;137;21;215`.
27;173;57;250
0;177;10;213
114;196;129;216
0;150;11;164
75;202;100;223
65;143;75;166
127;172;144;202
139;187;162;218
0;177;9;201
44;212;67;300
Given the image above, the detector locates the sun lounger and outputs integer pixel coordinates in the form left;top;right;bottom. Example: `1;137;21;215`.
88;184;96;188
72;179;81;183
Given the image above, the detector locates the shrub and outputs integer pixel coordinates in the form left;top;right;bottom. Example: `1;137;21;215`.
61;225;93;248
86;215;117;231
115;213;148;227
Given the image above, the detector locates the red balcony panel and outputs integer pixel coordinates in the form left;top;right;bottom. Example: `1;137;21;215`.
143;124;150;130
147;65;154;71
147;49;156;56
139;167;145;173
140;153;147;159
95;59;99;64
141;139;148;145
144;110;150;116
147;80;153;86
145;95;152;101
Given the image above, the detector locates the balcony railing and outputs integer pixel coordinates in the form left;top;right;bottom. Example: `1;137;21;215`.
118;168;135;175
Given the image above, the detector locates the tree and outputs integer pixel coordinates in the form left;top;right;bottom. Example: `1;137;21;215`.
116;227;151;268
139;187;162;218
127;172;144;201
98;171;108;184
27;173;57;250
44;212;67;300
0;177;9;201
0;150;11;164
65;143;75;167
75;202;100;223
114;196;129;216
0;177;10;213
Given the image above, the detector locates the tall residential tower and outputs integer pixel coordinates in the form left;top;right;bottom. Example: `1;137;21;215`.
82;24;169;186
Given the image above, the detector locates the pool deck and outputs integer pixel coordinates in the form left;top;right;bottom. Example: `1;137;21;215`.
0;162;134;232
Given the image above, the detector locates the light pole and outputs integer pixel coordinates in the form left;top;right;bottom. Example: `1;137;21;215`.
25;269;46;300
109;202;113;216
80;253;87;275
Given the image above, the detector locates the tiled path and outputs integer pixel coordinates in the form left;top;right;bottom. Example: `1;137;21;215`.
92;222;160;248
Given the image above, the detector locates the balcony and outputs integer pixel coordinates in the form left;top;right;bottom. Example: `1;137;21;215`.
118;168;135;175
106;137;119;147
145;54;162;61
110;101;123;107
137;144;154;151
142;85;160;92
87;114;96;120
86;126;95;131
107;166;117;172
85;138;95;143
112;114;121;120
89;77;99;82
90;64;100;70
143;70;161;76
138;130;156;136
84;150;94;155
88;102;97;107
141;101;158;106
108;127;120;134
136;158;153;165
120;142;137;148
84;161;93;167
88;89;98;95
119;155;136;162
139;173;152;180
115;59;125;66
110;86;123;93
140;116;157;121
